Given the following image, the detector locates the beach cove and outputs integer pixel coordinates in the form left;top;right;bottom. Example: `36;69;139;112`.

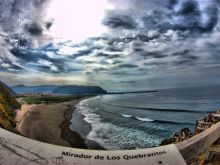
16;97;92;149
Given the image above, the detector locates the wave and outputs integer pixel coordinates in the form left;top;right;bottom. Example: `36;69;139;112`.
75;102;161;149
135;117;154;122
135;117;194;125
104;103;214;114
120;113;155;122
121;114;133;118
153;120;194;125
120;113;193;125
74;99;196;150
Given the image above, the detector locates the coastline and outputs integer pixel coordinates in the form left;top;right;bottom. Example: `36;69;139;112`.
61;97;105;149
16;97;89;148
60;98;88;148
69;97;105;150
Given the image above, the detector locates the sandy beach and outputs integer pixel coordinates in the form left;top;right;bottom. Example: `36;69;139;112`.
16;98;88;148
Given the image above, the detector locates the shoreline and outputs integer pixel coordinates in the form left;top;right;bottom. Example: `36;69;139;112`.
69;97;105;150
61;98;105;149
60;98;88;149
16;97;93;149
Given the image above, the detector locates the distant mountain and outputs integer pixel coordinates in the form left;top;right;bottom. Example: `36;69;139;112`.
12;85;107;95
53;86;107;94
12;85;56;94
0;81;20;130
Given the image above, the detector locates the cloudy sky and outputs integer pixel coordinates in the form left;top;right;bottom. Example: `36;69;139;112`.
1;0;220;91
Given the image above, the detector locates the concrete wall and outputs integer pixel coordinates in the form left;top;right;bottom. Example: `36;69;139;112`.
176;122;220;162
1;122;220;164
0;128;186;165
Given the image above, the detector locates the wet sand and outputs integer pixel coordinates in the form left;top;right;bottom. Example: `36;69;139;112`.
16;98;88;148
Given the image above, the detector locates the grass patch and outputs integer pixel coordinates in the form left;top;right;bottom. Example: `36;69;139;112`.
22;95;93;104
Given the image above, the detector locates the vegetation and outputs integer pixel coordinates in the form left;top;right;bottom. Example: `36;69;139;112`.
22;95;92;104
0;81;20;131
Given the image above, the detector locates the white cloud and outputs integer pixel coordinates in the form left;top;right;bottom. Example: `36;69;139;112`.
57;46;88;56
0;38;19;65
8;68;19;72
147;30;159;38
50;65;58;72
38;59;53;66
38;59;58;72
0;63;10;68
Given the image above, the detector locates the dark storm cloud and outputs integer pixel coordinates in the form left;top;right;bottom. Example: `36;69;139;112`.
173;59;193;65
30;58;65;73
0;61;22;72
72;49;93;59
170;2;218;32
109;70;131;76
17;38;29;47
96;53;121;59
116;64;138;68
33;65;58;74
112;60;122;65
93;67;107;73
168;0;178;8
171;50;190;57
176;0;199;15
24;22;43;36
0;0;50;32
45;21;53;30
106;37;135;45
103;14;137;29
170;49;199;62
10;41;87;74
144;61;167;66
38;43;59;52
152;53;167;59
106;47;123;52
106;0;220;33
203;7;219;31
183;54;199;61
136;34;157;42
116;80;138;84
9;47;69;73
10;48;40;62
0;0;52;76
134;49;168;59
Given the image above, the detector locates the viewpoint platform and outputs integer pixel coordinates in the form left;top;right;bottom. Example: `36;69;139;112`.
0;128;186;165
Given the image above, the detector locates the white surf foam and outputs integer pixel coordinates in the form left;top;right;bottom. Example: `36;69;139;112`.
74;98;161;150
135;117;155;122
121;114;133;118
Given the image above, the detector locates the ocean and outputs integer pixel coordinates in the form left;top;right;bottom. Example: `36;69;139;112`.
70;85;220;150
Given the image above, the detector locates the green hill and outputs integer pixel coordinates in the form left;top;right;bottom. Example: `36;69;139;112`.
0;81;20;131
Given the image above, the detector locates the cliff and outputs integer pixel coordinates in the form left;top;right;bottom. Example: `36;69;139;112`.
0;81;20;131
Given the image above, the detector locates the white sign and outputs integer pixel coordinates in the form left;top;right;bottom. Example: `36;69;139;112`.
0;128;186;165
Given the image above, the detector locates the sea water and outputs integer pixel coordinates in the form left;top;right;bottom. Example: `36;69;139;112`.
70;85;220;150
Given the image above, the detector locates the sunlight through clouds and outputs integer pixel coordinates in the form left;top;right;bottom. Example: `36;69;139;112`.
46;0;109;43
